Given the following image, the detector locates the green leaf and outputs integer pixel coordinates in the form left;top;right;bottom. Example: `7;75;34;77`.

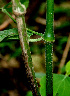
0;28;18;42
40;74;70;96
65;61;70;76
53;74;70;96
6;36;19;40
40;75;46;96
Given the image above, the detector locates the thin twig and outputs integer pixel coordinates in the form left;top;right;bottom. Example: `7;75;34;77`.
58;34;70;74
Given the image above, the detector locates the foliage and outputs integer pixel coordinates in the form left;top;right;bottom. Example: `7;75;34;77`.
39;61;70;96
53;74;70;96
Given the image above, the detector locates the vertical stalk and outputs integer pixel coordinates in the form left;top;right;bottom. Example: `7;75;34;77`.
12;0;41;96
45;42;53;96
44;0;55;95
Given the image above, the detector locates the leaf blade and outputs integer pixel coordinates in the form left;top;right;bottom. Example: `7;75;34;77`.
53;74;70;96
0;28;18;42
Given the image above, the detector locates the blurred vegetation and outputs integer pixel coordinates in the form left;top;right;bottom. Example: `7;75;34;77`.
0;0;70;96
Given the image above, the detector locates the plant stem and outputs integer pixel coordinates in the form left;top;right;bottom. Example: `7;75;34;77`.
44;0;55;95
44;0;54;42
12;0;41;96
45;42;53;96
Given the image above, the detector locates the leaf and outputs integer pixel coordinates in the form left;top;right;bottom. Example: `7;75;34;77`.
0;28;18;42
65;61;70;76
6;36;19;40
53;74;70;96
40;74;70;96
40;75;46;96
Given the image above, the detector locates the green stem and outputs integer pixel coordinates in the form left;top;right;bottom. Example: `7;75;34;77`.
44;0;55;95
44;0;55;42
45;42;53;95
